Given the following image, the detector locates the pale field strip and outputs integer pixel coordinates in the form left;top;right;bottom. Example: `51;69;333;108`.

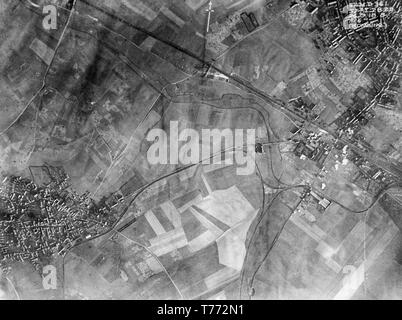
227;0;249;10
139;36;157;51
183;266;239;299
208;290;227;300
185;0;209;11
29;38;55;65
160;6;186;28
201;174;213;195
334;220;371;266
189;206;223;238
204;266;238;290
148;227;188;257
118;0;193;53
121;0;157;21
144;210;166;236
160;201;182;228
188;230;216;253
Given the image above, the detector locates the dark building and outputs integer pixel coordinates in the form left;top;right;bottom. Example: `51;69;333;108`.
240;13;256;32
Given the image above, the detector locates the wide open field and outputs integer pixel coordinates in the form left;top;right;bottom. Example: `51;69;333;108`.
217;17;318;94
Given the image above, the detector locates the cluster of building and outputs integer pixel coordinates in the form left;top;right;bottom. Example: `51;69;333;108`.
240;12;260;32
297;188;331;222
293;130;331;169
0;168;121;274
345;148;397;192
286;0;401;179
320;0;401;107
286;97;332;168
288;97;320;121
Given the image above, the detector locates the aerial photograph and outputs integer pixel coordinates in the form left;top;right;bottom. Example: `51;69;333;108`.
0;0;401;303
